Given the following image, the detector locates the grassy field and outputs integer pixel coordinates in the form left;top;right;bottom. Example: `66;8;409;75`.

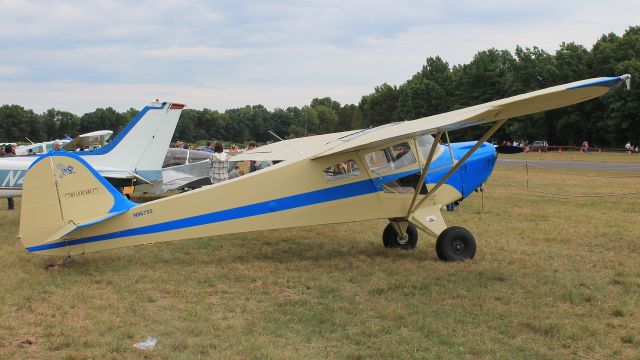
1;159;639;359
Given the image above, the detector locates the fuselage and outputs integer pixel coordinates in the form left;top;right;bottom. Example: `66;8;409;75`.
25;136;497;256
0;156;32;197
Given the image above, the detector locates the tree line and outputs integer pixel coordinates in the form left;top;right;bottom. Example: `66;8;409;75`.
1;26;639;147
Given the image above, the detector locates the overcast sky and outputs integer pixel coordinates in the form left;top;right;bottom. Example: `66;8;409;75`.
0;0;638;114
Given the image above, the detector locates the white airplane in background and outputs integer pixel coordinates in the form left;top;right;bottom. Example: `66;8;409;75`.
0;101;185;198
62;130;114;151
14;130;114;156
16;139;71;156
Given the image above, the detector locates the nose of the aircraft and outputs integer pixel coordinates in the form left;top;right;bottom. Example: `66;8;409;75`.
450;141;497;199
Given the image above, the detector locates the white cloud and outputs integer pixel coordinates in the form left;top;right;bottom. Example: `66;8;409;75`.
0;65;27;77
0;0;638;112
0;81;371;114
142;46;239;61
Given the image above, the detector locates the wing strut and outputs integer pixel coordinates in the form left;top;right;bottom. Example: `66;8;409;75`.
444;130;456;166
408;119;507;216
407;131;444;214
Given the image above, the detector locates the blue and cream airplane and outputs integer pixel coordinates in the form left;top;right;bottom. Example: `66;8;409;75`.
0;101;185;198
18;75;630;261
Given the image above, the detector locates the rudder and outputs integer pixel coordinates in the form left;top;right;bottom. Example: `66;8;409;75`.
19;152;135;254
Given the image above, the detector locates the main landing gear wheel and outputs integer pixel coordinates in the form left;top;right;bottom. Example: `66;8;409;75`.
383;223;418;250
435;226;476;261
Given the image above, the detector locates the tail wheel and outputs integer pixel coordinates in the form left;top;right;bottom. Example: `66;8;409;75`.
383;222;418;250
436;226;476;261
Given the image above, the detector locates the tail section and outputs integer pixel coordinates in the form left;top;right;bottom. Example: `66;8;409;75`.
19;152;135;255
79;101;185;182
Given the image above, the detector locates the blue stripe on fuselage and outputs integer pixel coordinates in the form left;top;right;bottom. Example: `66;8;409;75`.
26;169;420;252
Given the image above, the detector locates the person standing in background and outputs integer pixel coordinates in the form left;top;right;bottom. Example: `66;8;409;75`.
204;140;215;153
246;140;257;173
2;144;16;210
209;141;229;184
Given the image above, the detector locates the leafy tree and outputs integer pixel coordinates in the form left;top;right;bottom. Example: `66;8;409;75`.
314;105;338;133
0;105;44;142
359;83;400;126
337;104;364;131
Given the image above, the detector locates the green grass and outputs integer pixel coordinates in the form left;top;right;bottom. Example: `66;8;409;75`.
1;161;639;359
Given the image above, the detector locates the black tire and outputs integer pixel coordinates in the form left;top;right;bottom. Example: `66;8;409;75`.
435;226;476;261
382;223;418;250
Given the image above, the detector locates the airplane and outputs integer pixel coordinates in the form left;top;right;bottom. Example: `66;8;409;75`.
17;75;630;261
62;130;113;151
140;147;213;194
16;139;72;156
13;130;113;156
139;148;251;195
0;100;184;199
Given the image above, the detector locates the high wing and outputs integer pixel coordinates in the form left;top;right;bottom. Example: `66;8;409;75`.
311;75;630;159
230;131;357;162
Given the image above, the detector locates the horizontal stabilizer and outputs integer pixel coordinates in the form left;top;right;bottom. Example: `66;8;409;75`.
19;152;135;254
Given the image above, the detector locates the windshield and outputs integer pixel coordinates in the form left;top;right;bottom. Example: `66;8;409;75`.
363;142;416;176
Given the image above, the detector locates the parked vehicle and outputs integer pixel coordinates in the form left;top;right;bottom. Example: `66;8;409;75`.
529;140;548;152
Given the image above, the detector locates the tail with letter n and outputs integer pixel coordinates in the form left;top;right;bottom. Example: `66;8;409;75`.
19;152;135;255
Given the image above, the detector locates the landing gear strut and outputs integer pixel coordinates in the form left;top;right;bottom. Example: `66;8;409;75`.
382;222;418;250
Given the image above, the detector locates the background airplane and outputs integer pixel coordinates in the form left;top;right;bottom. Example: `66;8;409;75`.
17;75;630;261
16;139;72;156
62;130;113;151
13;130;113;156
0;101;184;198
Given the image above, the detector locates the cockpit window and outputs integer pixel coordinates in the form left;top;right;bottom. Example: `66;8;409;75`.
416;133;436;159
363;142;416;176
323;160;361;182
162;149;188;168
188;151;211;163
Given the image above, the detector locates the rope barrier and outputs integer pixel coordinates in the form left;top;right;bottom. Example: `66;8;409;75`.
507;182;640;197
491;160;640;197
525;163;640;178
491;180;640;198
493;164;527;172
495;161;640;178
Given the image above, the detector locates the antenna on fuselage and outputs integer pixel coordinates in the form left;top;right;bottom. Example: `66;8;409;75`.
269;130;303;155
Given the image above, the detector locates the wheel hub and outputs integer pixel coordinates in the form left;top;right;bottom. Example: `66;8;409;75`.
397;233;409;245
451;239;465;254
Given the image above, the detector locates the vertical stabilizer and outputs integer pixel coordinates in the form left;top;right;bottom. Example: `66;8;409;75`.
79;102;185;182
19;153;135;255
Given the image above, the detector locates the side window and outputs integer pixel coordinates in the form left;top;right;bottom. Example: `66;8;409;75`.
416;133;435;159
188;150;211;163
162;149;188;167
323;160;361;182
363;142;416;176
